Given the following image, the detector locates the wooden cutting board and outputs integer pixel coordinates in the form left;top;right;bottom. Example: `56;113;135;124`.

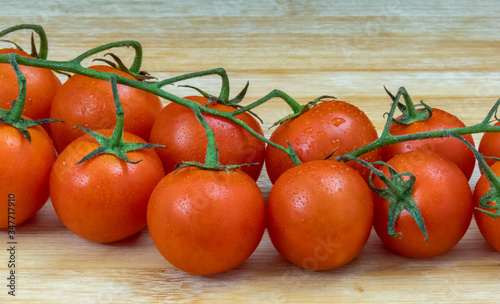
1;1;500;303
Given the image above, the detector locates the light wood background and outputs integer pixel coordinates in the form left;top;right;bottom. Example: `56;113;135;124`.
1;0;500;303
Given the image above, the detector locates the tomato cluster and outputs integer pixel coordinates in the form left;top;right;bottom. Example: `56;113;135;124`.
2;29;500;276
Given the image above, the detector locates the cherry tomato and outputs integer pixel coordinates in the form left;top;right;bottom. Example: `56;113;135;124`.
265;100;381;184
49;129;165;243
478;121;500;167
149;96;265;181
0;122;56;227
372;149;473;258
473;161;500;252
0;48;61;120
266;160;374;271
147;167;266;275
382;108;475;180
49;65;163;153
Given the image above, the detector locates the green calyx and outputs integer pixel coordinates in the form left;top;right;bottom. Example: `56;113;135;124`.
75;75;163;165
179;82;263;123
0;54;62;142
93;52;156;81
349;156;427;243
384;86;433;125
269;95;336;128
369;161;427;243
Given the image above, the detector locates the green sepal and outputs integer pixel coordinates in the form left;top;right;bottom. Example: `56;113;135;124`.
226;81;249;106
74;126;164;165
369;160;428;242
476;187;500;219
93;53;156;81
180;83;263;123
384;86;433;125
269;95;336;129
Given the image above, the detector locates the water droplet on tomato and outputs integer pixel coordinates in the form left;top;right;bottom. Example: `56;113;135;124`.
303;128;313;134
332;138;342;149
331;117;346;127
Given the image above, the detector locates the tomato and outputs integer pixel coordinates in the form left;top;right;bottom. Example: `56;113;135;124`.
0;48;62;120
478;121;500;167
372;149;473;258
266;160;373;271
472;161;500;252
147;167;266;275
0;122;56;227
265;100;381;184
49;65;163;153
49;129;165;243
149;96;265;181
382;108;475;180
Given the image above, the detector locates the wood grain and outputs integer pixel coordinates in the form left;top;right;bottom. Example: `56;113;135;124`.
1;1;500;303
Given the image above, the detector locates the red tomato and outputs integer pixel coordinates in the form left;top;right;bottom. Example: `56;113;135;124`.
266;160;373;271
382;108;475;180
473;161;500;252
478;121;500;167
149;96;265;180
0;48;62;120
49;65;163;153
49;129;165;243
147;167;266;275
265;100;381;184
372;149;473;258
0;122;56;227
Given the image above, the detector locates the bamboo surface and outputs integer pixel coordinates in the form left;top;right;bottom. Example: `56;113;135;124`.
1;1;500;303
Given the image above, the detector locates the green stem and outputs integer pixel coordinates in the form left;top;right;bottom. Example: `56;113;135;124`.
109;76;125;146
155;67;230;102
0;24;48;59
1;53;301;160
8;53;27;120
231;89;302;116
192;107;219;167
72;40;143;73
336;92;500;163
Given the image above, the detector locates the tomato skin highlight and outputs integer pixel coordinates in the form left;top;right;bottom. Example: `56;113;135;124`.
265;100;381;184
147;167;266;275
266;160;374;271
0;48;62;120
49;130;165;243
478;121;500;167
372;149;473;258
149;96;265;181
473;161;500;252
382;108;475;180
0;123;56;227
49;65;163;153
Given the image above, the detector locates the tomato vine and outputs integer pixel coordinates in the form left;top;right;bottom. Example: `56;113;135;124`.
3;23;500;242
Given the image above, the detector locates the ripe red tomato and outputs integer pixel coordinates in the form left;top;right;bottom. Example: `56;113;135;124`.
147;167;266;275
49;65;163;153
149;96;265;180
372;149;473;258
478;121;500;167
382;108;475;180
0;48;62;120
473;161;500;252
266;160;373;271
49;129;165;243
265;100;381;184
0;122;56;227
